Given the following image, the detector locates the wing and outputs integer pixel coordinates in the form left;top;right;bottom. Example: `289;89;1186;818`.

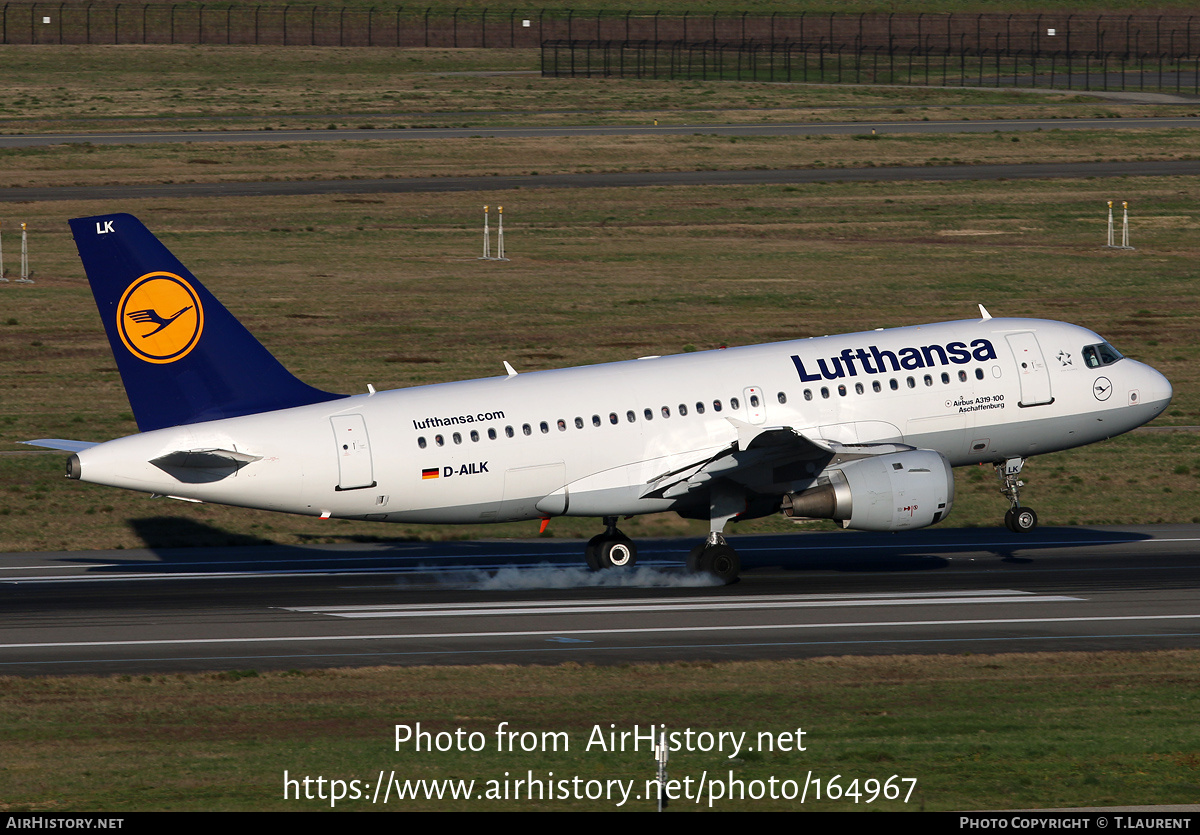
642;418;922;503
642;419;836;500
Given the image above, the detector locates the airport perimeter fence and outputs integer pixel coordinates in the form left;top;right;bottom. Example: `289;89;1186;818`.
1;5;1197;57
540;38;1200;95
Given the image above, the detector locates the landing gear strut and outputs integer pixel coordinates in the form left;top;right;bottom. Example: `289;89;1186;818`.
996;458;1038;533
684;480;743;584
585;516;638;570
686;532;741;584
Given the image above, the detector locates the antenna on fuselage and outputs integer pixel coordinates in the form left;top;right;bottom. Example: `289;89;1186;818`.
978;304;992;320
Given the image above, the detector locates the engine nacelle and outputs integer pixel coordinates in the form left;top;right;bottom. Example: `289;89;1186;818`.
781;449;954;531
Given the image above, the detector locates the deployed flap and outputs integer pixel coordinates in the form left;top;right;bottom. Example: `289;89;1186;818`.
150;448;262;483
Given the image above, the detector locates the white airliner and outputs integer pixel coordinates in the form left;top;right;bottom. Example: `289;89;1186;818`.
27;213;1173;583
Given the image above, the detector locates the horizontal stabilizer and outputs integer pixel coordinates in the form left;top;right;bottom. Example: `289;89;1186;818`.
22;439;99;452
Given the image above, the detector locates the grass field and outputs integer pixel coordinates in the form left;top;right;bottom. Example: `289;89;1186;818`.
3;45;1198;134
3;651;1200;811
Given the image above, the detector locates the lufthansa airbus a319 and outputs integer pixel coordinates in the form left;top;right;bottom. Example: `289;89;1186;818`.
26;213;1174;583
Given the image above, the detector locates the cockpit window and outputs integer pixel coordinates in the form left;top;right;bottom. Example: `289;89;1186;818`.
1083;342;1124;368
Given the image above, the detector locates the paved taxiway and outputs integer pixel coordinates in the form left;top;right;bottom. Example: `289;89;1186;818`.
3;159;1198;203
2;116;1198;148
3;524;1199;674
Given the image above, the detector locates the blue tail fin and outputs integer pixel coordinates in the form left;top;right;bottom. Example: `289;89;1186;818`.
70;213;345;432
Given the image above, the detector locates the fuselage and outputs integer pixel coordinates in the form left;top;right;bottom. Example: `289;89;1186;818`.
70;317;1173;526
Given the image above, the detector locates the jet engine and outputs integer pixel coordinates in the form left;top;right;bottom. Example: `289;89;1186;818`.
781;449;954;531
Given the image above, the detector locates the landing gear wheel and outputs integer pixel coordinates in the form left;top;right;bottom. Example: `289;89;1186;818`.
1004;508;1016;532
597;536;637;569
1010;507;1038;533
686;543;741;585
586;532;637;570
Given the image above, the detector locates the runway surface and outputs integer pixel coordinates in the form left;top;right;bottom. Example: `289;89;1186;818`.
3;524;1199;674
2;116;1198;148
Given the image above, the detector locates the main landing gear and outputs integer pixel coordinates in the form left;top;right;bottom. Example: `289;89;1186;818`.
686;533;741;585
582;483;744;584
585;517;638;570
995;458;1038;533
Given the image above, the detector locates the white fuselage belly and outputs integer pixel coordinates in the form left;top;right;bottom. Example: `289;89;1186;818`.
72;318;1172;524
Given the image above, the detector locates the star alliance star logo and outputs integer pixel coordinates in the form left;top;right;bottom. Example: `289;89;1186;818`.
1056;350;1072;367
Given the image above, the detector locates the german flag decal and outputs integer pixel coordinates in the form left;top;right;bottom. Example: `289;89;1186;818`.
421;468;439;480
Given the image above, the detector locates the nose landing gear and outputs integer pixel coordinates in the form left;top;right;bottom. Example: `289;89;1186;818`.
996;458;1038;533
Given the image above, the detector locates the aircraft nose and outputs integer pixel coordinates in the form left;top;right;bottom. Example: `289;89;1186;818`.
1137;363;1173;416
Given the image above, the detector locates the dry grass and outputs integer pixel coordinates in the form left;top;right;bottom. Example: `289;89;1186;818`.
1;45;1195;134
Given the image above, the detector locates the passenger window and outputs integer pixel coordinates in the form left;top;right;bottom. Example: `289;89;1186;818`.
505;426;514;438
907;377;916;389
975;369;984;380
695;402;706;414
592;415;601;427
872;381;881;392
574;417;584;429
452;432;462;444
540;421;550;434
644;408;654;421
777;392;787;404
557;419;566;432
470;430;479;442
522;424;532;436
820;387;830;399
418;437;427;449
924;375;933;387
941;372;950;384
889;379;899;391
626;410;636;423
750;394;760;407
855;383;864;395
435;434;445;446
679;404;689;416
713;400;723;412
838;384;846;396
609;412;618;425
958;370;967;382
662;406;671;418
730;397;740;409
488;428;497;440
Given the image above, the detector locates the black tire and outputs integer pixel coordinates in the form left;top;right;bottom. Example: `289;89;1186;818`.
596;536;637;570
686;543;740;584
1011;507;1038;533
1004;508;1017;532
584;533;605;571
